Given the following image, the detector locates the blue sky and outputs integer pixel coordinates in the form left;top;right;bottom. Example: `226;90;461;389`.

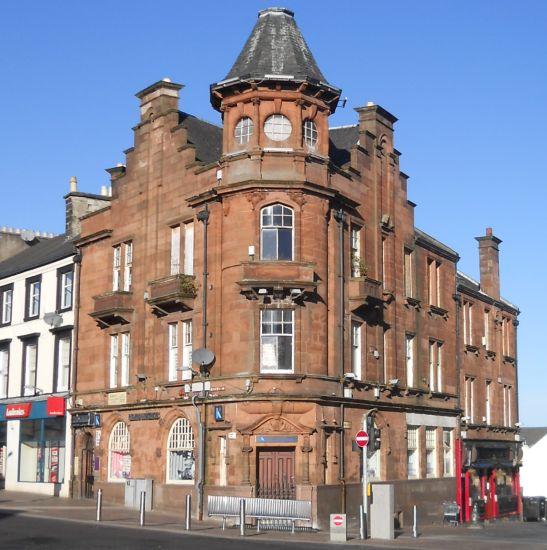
1;1;545;425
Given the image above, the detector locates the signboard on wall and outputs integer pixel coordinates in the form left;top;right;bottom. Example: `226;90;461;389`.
46;397;65;417
6;403;32;419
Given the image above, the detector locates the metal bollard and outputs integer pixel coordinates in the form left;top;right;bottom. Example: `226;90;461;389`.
239;498;246;536
472;501;479;524
185;494;192;531
359;504;365;540
413;505;418;538
96;489;103;522
139;491;146;527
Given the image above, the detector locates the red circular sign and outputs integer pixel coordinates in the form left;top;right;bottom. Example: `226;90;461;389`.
333;515;344;526
355;430;369;447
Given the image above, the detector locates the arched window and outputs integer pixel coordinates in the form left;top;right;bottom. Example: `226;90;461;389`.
261;204;293;261
167;417;195;483
303;120;318;150
264;114;292;141
234;117;254;145
108;422;130;481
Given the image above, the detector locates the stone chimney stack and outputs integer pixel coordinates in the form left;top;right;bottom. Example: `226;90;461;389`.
64;177;111;237
475;227;502;300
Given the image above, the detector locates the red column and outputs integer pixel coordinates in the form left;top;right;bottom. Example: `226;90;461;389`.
515;471;522;515
490;470;497;518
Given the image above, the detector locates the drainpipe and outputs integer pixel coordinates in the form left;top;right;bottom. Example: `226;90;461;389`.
70;249;82;499
196;204;209;349
333;207;346;512
195;204;210;520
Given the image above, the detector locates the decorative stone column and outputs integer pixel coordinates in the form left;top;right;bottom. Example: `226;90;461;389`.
301;434;312;484
241;434;253;485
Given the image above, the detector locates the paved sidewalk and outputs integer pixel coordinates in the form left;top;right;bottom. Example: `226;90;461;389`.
1;490;546;549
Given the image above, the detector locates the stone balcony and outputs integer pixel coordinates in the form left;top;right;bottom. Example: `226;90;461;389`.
90;291;134;327
146;273;196;316
237;261;317;301
348;276;383;307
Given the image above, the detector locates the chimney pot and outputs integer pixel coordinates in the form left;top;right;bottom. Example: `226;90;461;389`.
486;227;493;236
70;176;78;192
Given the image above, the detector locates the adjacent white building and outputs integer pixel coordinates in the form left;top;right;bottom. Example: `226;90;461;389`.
0;234;76;495
520;428;547;498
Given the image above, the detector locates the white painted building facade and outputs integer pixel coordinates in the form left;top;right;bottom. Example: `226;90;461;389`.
0;236;75;496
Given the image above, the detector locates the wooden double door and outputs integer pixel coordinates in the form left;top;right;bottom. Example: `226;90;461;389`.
257;448;295;500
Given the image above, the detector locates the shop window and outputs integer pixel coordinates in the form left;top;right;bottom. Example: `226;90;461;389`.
57;266;73;311
167;417;195;483
19;417;65;483
168;320;192;382
108;422;130;481
260;309;293;373
0;284;13;325
260;204;293;261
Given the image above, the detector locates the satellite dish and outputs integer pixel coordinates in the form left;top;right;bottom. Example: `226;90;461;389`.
44;312;63;327
192;348;215;376
21;229;36;243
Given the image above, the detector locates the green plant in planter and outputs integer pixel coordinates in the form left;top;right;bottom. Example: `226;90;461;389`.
352;255;369;277
179;274;197;296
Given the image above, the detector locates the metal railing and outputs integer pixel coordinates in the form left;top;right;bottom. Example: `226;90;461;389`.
207;495;312;533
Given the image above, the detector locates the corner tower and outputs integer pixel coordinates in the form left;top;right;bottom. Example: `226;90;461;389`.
210;8;340;168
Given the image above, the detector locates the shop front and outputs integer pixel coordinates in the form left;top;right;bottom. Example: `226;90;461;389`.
0;396;71;495
456;438;522;522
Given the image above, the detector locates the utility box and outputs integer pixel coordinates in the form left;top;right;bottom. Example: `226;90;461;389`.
523;496;546;521
124;478;153;511
370;484;395;539
329;513;347;542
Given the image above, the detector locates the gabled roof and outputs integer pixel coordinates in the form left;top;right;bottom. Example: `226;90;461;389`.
0;234;75;279
224;8;329;86
521;427;547;447
179;112;222;165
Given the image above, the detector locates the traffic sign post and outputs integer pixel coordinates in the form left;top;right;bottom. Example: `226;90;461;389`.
355;430;369;539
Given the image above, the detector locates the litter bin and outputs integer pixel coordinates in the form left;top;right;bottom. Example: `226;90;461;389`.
522;496;546;521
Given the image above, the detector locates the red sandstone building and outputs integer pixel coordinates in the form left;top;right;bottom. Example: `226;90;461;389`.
72;8;520;527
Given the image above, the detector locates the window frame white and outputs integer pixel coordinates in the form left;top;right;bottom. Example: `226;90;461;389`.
55;334;71;392
170;226;181;275
303;119;318;150
260;204;294;261
351;321;362;380
465;376;475;423
183;222;194;276
1;286;13;325
260;309;294;373
405;334;415;388
0;345;9;399
350;226;361;277
407;426;419;479
404;248;414;297
425;427;437;478
264;114;292;142
234;116;254;145
22;339;38;396
108;421;131;482
442;428;454;477
167;417;195;484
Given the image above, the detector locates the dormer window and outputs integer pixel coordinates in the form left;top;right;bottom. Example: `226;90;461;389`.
303;120;318;150
264;114;292;141
234;117;254;145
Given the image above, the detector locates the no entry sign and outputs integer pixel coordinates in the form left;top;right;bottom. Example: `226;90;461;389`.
355;430;369;448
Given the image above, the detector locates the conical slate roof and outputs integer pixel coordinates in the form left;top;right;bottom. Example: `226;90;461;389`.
224;8;329;84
